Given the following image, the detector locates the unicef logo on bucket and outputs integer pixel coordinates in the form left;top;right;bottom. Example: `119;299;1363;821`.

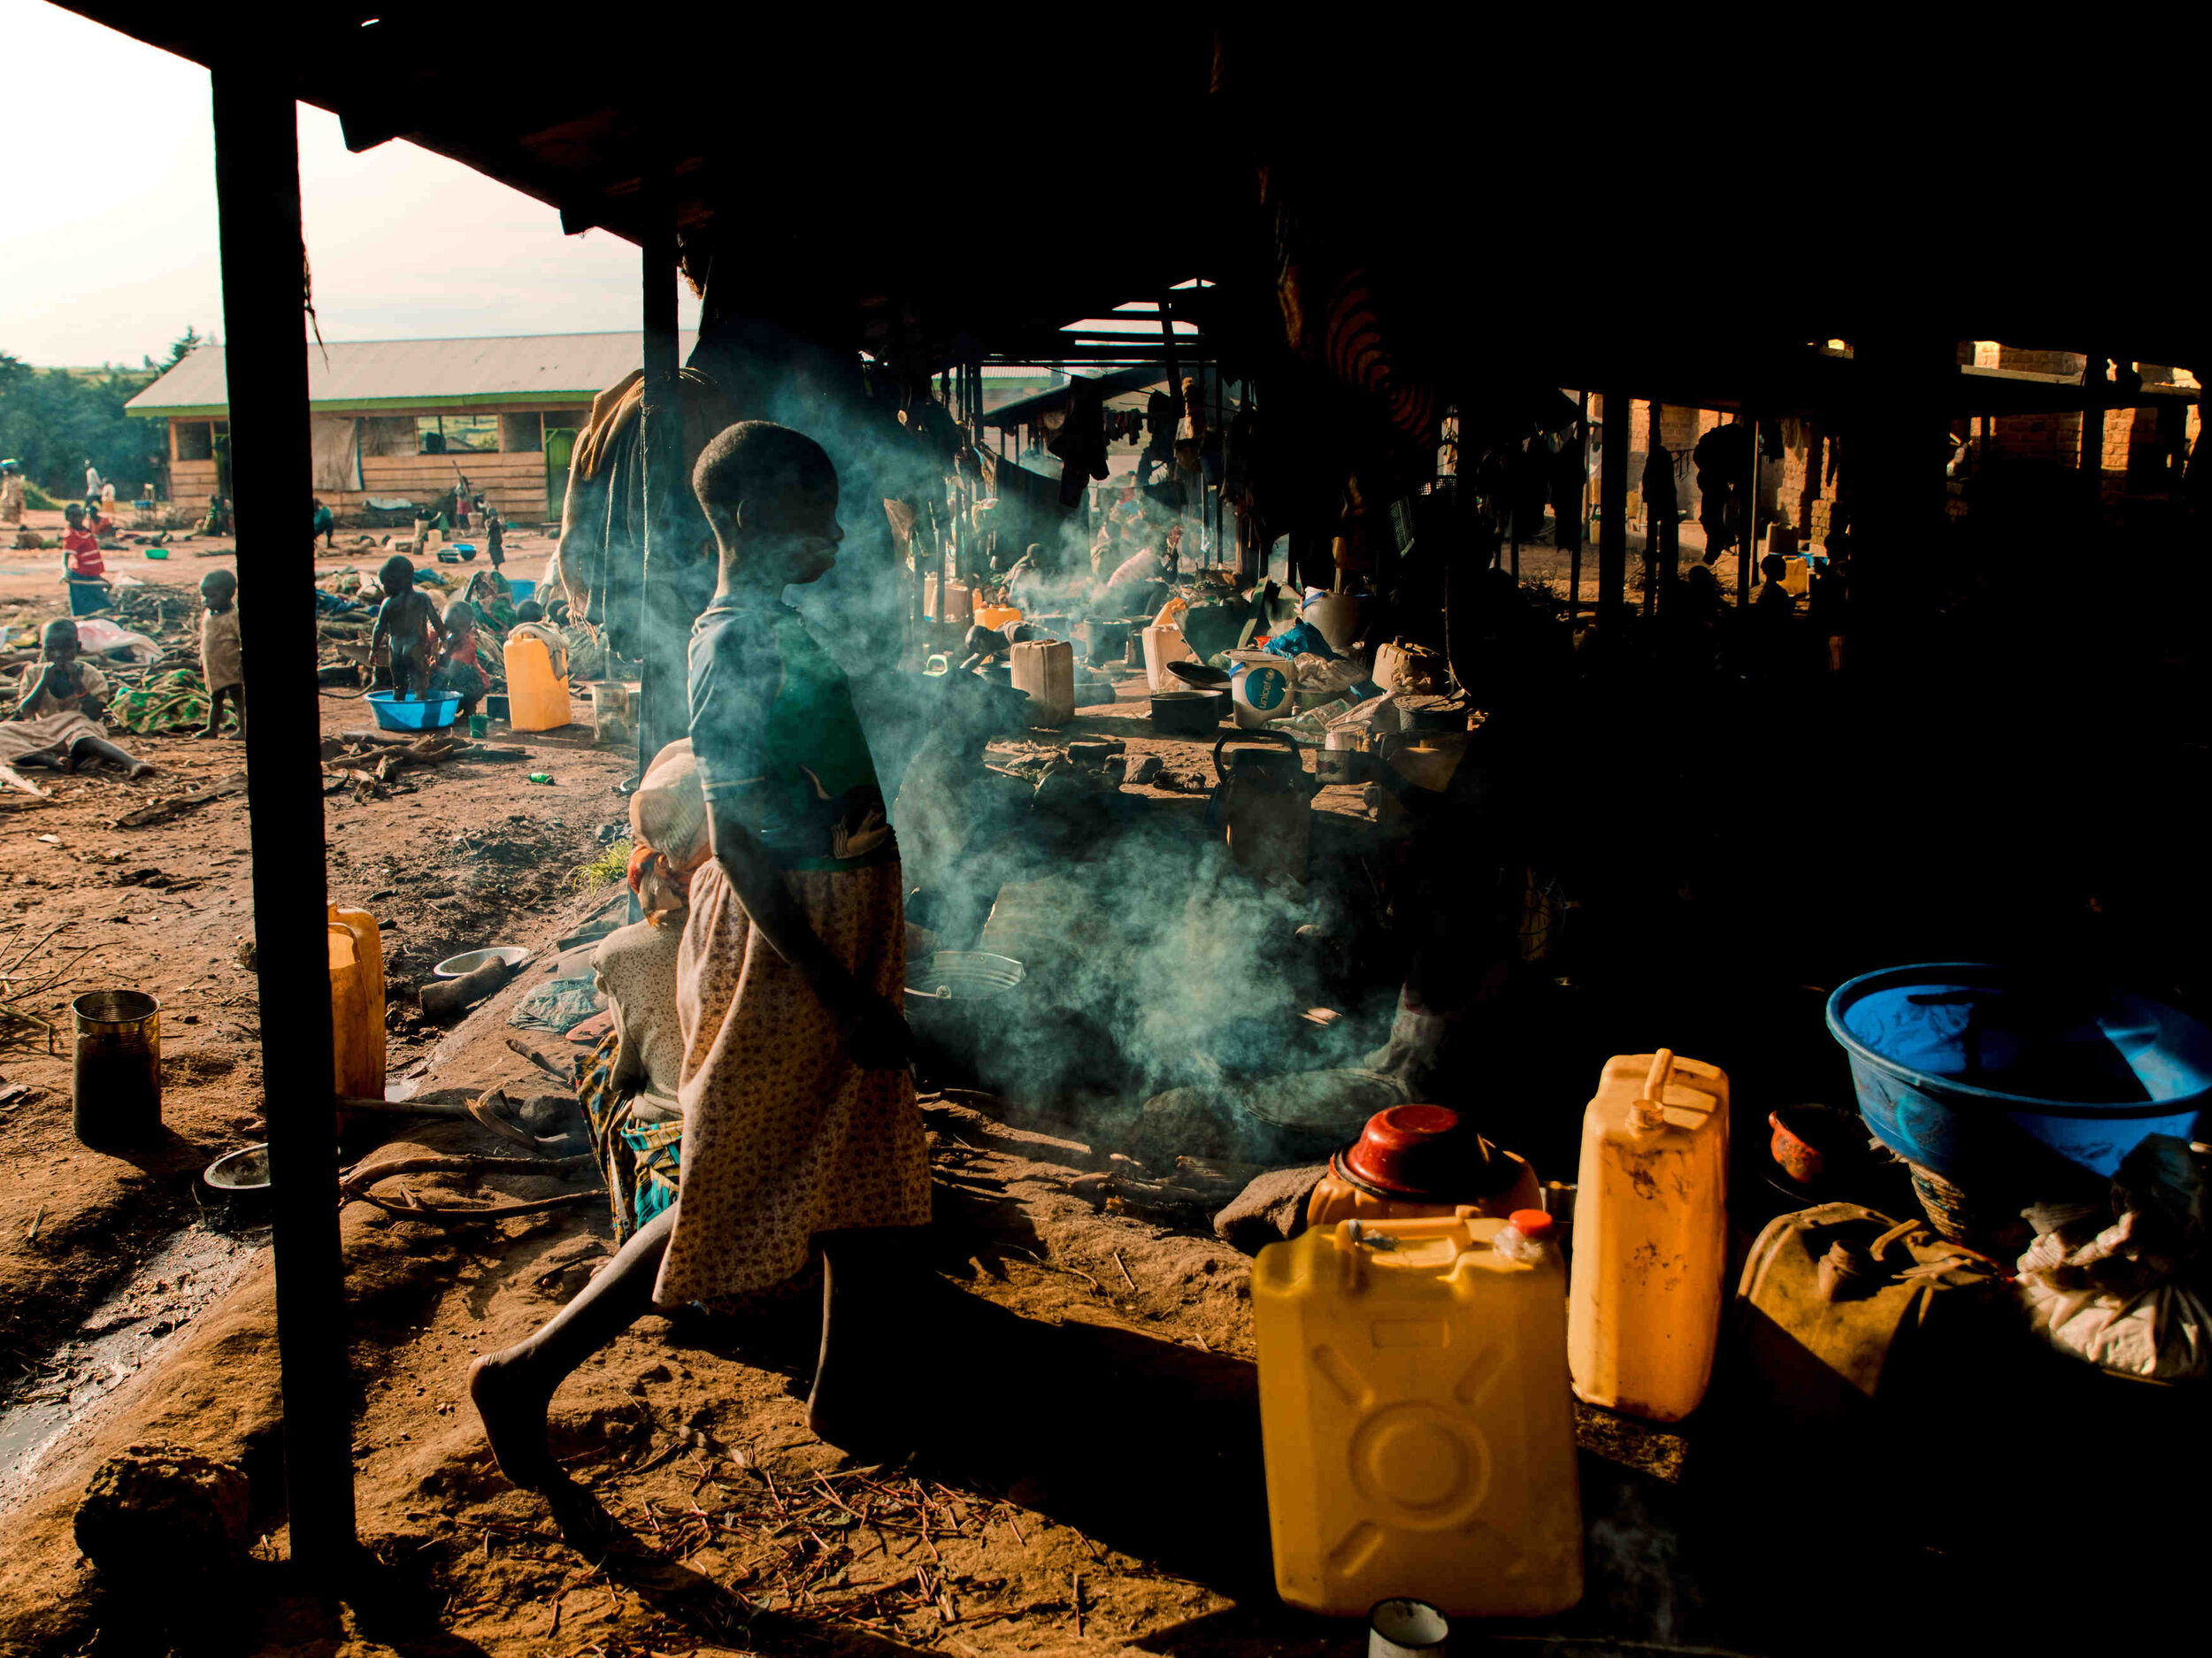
1242;664;1288;710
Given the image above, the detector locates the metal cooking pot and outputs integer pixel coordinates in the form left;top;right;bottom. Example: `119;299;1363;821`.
1150;688;1224;735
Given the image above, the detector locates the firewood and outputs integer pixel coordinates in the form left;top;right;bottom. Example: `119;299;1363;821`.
419;955;518;1017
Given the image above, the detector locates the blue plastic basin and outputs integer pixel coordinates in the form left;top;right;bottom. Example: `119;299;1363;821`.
1826;963;2212;1185
509;580;536;606
365;689;461;732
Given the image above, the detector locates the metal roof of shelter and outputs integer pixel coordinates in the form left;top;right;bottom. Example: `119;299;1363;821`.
124;331;700;418
50;9;2206;384
981;363;1173;431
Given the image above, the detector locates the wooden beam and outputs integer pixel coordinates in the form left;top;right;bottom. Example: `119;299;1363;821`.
635;137;687;771
209;62;357;1574
1598;388;1629;611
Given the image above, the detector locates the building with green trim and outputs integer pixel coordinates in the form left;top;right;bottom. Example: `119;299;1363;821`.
124;331;697;522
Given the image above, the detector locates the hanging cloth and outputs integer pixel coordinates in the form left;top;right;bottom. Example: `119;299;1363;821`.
1049;376;1110;507
1512;438;1551;542
1549;439;1587;553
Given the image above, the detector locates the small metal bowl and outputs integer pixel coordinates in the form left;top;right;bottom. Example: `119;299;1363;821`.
205;1143;269;1189
204;1144;271;1220
432;945;532;978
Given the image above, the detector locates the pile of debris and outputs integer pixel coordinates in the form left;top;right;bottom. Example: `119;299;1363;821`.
320;728;524;802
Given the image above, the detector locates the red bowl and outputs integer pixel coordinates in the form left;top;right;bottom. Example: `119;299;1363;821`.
1343;1104;1491;1197
1768;1104;1868;1185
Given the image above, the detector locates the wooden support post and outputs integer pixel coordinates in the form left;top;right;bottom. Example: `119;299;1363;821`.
636;146;686;769
1598;389;1629;613
209;65;357;1574
1845;334;1955;680
1645;399;1665;617
2080;350;2105;485
1740;406;1756;609
1509;441;1521;581
1571;390;1587;624
1157;298;1183;395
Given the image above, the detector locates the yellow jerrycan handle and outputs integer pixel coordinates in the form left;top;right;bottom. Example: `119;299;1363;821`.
1630;1048;1676;1132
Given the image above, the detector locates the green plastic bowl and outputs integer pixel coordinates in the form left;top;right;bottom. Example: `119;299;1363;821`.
143;548;170;560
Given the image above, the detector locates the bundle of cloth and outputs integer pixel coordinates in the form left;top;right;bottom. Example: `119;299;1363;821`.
578;741;712;1241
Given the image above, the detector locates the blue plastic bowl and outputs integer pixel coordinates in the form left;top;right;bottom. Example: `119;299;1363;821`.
365;689;461;732
509;579;536;606
1827;963;2212;1185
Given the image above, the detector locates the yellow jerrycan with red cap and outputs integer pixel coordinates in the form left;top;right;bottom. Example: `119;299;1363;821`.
1567;1048;1731;1422
1253;1212;1584;1619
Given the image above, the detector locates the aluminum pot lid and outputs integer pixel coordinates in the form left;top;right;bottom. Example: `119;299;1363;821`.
1166;659;1231;687
1237;1068;1412;1132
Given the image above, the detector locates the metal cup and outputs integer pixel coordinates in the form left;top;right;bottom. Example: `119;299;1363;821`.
72;989;162;1148
1369;1600;1448;1658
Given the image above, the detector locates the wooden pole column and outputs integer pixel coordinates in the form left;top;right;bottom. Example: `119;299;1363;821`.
2079;350;2106;487
1598;388;1629;613
1644;399;1663;616
636;152;686;770
208;65;357;1574
1571;390;1587;624
1845;334;1955;681
1739;406;1756;609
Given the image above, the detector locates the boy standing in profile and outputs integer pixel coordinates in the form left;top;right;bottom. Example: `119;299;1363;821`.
197;568;246;738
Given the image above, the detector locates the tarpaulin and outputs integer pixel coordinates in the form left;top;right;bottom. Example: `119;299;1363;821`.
310;417;361;492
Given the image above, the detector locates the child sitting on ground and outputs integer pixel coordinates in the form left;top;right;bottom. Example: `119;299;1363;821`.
1;618;155;778
506;602;570;681
197;568;245;738
370;554;445;698
1754;551;1796;615
429;599;489;714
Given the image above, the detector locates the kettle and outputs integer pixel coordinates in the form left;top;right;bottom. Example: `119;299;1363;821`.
1210;729;1320;881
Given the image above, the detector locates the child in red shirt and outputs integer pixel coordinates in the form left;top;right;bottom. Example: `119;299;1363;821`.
428;599;489;714
61;505;105;580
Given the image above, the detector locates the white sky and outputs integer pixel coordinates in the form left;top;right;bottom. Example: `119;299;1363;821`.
0;0;702;367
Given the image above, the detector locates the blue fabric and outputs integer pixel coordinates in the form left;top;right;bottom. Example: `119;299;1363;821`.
509;975;604;1034
1264;618;1336;661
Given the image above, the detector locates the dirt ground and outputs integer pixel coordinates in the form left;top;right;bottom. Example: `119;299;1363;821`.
0;521;628;1473
0;514;1851;1658
0;522;1289;1658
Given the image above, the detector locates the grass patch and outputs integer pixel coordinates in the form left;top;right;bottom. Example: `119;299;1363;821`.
571;840;634;895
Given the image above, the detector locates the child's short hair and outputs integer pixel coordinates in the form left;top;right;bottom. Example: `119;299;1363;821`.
1761;553;1789;580
200;568;236;599
515;601;544;622
443;600;476;631
691;420;835;529
379;554;416;595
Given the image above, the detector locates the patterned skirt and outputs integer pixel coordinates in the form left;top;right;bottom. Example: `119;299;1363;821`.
575;1031;682;1243
652;857;930;1309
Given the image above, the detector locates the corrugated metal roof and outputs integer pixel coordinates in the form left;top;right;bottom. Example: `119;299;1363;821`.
125;332;702;414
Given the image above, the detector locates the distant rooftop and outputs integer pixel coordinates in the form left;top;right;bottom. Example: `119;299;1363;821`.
125;331;702;417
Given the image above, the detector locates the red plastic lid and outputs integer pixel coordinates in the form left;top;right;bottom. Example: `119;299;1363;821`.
1343;1104;1488;1196
1508;1209;1555;1240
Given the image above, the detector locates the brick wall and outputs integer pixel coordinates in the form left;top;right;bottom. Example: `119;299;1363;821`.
1988;344;2088;467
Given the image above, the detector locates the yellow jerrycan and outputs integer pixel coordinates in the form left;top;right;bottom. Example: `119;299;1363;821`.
1253;1214;1584;1619
327;907;386;1109
503;633;571;732
1567;1049;1730;1422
